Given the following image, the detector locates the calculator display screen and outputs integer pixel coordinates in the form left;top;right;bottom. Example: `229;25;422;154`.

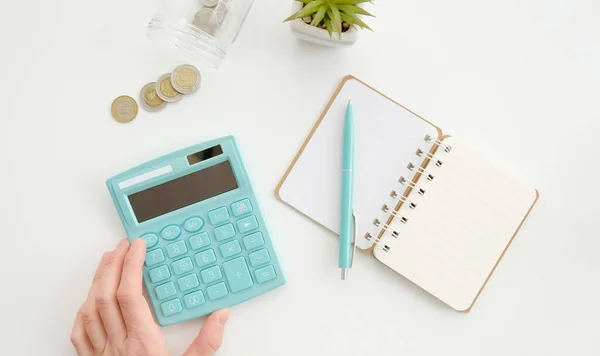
128;161;238;223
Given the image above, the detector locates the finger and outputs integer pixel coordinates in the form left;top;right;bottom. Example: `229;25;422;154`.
117;238;156;333
184;309;230;356
96;238;130;343
82;251;115;352
70;313;94;356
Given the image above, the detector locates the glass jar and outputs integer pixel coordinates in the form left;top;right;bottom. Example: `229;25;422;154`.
147;0;255;68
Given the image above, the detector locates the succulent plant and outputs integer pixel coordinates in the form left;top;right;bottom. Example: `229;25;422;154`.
284;0;374;39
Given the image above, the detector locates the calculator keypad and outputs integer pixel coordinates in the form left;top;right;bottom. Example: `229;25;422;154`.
140;198;283;325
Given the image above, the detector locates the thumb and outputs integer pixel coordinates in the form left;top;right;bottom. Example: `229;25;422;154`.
184;309;230;356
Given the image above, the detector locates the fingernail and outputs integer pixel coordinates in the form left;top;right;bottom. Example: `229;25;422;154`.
118;238;129;247
218;310;230;326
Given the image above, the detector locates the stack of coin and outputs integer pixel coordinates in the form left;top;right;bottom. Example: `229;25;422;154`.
111;64;202;123
192;0;229;35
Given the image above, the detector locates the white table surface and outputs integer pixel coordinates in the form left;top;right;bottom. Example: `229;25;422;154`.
1;0;599;355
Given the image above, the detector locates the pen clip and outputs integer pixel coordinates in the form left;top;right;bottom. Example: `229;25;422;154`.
350;211;356;267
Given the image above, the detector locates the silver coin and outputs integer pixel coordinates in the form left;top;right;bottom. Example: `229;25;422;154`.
200;0;219;7
193;8;218;33
139;82;167;112
155;73;183;103
171;65;201;94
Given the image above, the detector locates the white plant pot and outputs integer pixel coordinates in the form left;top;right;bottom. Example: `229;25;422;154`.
288;1;359;48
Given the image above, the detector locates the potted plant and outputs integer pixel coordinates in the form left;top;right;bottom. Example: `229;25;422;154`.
284;0;374;48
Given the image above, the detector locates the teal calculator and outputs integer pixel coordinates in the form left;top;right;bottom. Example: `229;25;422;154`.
106;136;286;326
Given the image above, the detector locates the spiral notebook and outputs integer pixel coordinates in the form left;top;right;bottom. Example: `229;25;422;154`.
275;75;539;312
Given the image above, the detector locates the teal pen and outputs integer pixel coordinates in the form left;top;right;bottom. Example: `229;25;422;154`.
339;99;355;280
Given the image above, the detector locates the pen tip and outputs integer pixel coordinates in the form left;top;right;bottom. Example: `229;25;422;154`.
348;99;352;104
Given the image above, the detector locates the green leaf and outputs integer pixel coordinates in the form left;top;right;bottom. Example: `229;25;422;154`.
332;0;372;6
311;6;328;27
283;0;326;22
338;4;374;17
323;18;334;38
329;4;343;39
340;11;372;30
296;0;313;3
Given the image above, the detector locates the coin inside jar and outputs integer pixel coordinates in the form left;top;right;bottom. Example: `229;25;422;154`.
171;65;201;94
193;8;219;34
155;73;183;103
140;82;167;112
111;95;138;123
200;0;220;7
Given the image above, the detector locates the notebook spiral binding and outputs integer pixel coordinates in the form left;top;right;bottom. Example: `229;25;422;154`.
365;135;452;252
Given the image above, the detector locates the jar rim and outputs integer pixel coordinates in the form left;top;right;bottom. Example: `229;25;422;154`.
147;18;226;68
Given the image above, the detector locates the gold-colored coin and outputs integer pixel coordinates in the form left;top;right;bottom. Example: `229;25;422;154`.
111;95;138;123
140;82;167;112
155;73;182;103
171;64;201;94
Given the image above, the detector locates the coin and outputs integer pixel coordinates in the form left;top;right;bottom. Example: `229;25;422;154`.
171;65;201;94
201;0;219;7
155;73;183;103
193;8;218;33
214;3;228;24
140;82;167;112
111;95;138;123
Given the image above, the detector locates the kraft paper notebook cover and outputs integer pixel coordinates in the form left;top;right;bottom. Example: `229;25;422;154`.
275;75;539;312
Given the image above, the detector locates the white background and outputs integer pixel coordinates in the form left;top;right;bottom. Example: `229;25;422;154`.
1;0;599;355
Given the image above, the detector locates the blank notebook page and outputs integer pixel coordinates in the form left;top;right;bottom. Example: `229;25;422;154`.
374;136;538;311
277;77;439;250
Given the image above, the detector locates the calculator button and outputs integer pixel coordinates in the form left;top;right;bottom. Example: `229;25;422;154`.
149;265;171;283
172;257;194;275
155;282;177;300
189;232;211;250
177;273;200;292
242;232;265;250
201;266;223;284
237;215;259;234
165;240;188;259
194;249;217;268
214;224;236;242
184;217;204;233
140;233;158;249
248;249;271;267
208;207;230;225
161;298;183;317
255;265;277;284
161;225;181;241
219;240;242;259
206;282;229;301
145;248;165;267
231;199;253;217
184;291;206;309
222;257;254;293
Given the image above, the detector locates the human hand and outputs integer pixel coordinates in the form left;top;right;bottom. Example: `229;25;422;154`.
71;238;230;356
